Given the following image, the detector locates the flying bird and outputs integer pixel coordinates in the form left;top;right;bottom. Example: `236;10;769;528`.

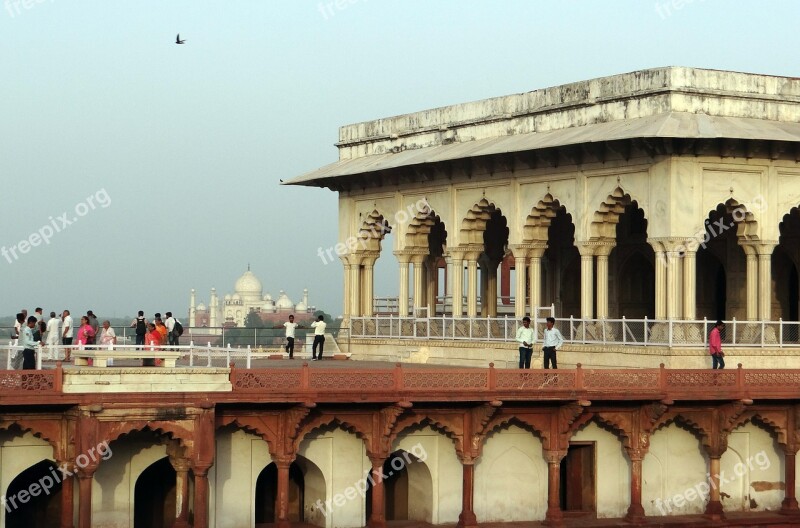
176;34;186;44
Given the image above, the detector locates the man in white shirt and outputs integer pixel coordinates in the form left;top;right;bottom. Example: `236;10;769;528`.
99;320;117;366
45;311;61;360
310;315;327;361
62;310;74;362
542;317;565;369
515;316;536;369
165;312;178;346
283;315;298;359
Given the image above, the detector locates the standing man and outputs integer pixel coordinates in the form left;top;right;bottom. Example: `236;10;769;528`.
165;312;178;347
709;320;725;369
310;315;327;361
283;314;298;359
45;311;61;360
11;313;24;369
61;310;74;362
20;316;39;370
131;311;148;348
34;307;44;322
99;320;117;366
515;316;535;369
542;317;564;369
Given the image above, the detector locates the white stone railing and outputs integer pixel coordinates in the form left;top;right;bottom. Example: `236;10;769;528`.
349;315;800;348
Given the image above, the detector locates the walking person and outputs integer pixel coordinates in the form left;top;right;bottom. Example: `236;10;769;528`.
516;316;535;369
709;320;725;369
131;311;148;348
165;312;179;347
283;314;298;359
311;315;327;361
542;317;564;369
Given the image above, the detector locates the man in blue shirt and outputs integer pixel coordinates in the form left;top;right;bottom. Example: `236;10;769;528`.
19;316;40;370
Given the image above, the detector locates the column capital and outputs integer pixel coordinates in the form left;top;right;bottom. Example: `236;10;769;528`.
755;241;779;256
594;242;616;258
509;242;548;259
576;242;597;257
543;449;568;464
393;251;413;264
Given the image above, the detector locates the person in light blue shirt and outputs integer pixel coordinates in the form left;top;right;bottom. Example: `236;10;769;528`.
19;316;40;370
542;317;564;369
515;316;535;369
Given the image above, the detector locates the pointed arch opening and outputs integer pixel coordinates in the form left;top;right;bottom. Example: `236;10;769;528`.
4;460;62;528
775;208;800;324
610;203;654;318
542;208;580;317
366;449;433;523
134;457;176;528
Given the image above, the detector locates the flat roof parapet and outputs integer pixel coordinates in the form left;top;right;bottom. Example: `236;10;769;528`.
335;67;800;159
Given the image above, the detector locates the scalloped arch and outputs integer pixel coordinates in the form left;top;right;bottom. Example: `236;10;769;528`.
0;421;58;451
295;416;371;452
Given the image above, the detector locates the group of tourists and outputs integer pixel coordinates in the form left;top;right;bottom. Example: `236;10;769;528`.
515;316;728;370
281;314;328;360
9;307;183;369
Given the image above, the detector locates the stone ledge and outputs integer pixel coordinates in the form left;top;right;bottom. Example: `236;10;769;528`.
62;368;232;393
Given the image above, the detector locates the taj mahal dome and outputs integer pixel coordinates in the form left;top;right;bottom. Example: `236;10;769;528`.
188;267;313;327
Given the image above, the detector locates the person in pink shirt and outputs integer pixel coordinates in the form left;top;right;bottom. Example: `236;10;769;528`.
75;316;96;347
709;320;725;369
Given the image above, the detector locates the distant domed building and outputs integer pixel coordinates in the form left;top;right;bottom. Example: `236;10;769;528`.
189;267;314;327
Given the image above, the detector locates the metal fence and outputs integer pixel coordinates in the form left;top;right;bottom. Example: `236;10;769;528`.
349;315;800;348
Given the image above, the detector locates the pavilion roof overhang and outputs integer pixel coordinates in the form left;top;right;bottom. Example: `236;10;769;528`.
284;112;800;190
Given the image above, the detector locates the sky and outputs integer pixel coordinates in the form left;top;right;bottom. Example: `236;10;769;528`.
1;0;798;320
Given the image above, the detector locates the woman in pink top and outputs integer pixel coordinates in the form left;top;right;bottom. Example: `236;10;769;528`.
709;320;725;369
75;316;96;347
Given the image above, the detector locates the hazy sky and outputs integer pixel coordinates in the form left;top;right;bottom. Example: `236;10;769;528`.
1;0;798;320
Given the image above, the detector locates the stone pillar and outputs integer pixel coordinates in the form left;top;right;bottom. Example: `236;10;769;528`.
683;248;697;320
341;259;352;318
396;254;411;317
456;461;477;528
479;259;489;316
192;465;211;528
76;469;95;528
595;243;615;319
624;450;646;523
170;458;191;528
362;259;375;317
451;252;465;316
577;244;595;319
467;255;479;318
758;243;776;320
704;456;724;520
782;447;799;513
530;245;546;314
367;457;386;528
412;254;426;316
189;289;197;327
743;244;758;321
512;249;528;318
444;255;453;307
544;450;565;525
275;459;292;528
350;257;362;317
59;461;75;528
665;243;683;320
486;260;498;317
651;242;667;320
426;259;437;316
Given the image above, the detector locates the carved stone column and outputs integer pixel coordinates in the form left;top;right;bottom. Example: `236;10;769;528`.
191;464;212;528
170;457;191;528
664;241;683;320
467;254;479;318
341;258;352;319
624;449;646;523
758;243;777;320
782;445;799;513
275;458;293;528
650;241;667;319
456;460;478;528
76;468;95;528
426;258;437;316
450;251;465;316
704;455;724;520
396;253;411;316
577;244;595;319
362;257;376;317
683;248;697;320
543;449;566;525
511;248;528;318
743;244;758;320
58;461;75;528
595;243;615;319
411;254;426;316
367;456;386;528
529;244;547;313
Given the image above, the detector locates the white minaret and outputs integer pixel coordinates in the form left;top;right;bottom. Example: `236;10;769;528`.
303;288;309;308
189;288;197;327
210;287;218;327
